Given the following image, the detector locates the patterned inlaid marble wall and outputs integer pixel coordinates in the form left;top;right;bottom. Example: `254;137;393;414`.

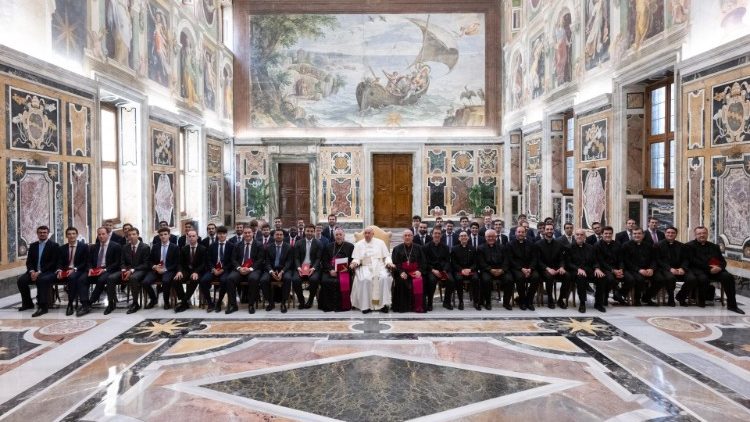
206;137;226;225
422;144;502;218
234;146;269;221
682;63;750;270
522;132;542;221
0;69;96;267
575;108;612;230
318;146;363;222
148;120;179;231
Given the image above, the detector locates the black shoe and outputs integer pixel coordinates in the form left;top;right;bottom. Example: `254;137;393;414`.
126;304;140;314
643;298;657;306
527;301;535;311
66;304;75;316
163;302;172;310
679;299;689;307
224;304;238;314
485;303;492;310
32;307;48;317
379;305;389;313
548;300;556;309
205;302;215;313
303;301;313;309
519;303;527;311
728;307;745;315
214;302;223;313
265;304;274;312
103;304;115;315
578;303;586;313
503;304;512;311
280;304;287;313
76;306;91;317
595;304;606;313
248;305;255;314
443;303;453;310
458;302;464;310
18;304;35;311
362;309;372;314
667;299;676;307
613;292;626;305
474;304;482;311
557;300;567;310
144;299;156;310
427;303;433;311
175;303;188;313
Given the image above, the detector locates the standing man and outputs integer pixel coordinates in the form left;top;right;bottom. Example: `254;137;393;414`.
391;230;427;313
199;226;234;312
143;227;181;310
350;227;395;314
442;220;459;249
468;222;485;251
450;231;477;310
261;229;293;313
507;226;540;310
536;223;569;309
102;219;125;245
314;224;330;248
321;214;337;242
493;219;509;245
458;216;470;234
477;229;508;311
688;226;744;314
292;225;324;309
414;222;430;245
586;222;603;245
56;227;88;316
615;218;637;244
643;217;665;247
83;227;122;315
174;229;207;312
228;221;244;245
255;224;272;249
319;228;354;312
120;227;150;315
410;215;422;235
226;226;264;314
567;229;604;313
273;217;289;238
201;223;217;248
479;215;493;237
178;221;201;248
423;226;451;311
151;221;177;246
558;223;575;246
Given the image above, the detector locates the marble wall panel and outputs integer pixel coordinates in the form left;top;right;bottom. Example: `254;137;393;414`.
524;135;541;172
206;139;224;224
206;142;222;175
526;174;541;220
427;150;447;173
646;198;674;230
715;154;750;261
451;176;473;215
8;87;60;153
66;103;91;157
581;167;607;228
235;147;268;221
687;89;705;149
510;145;521;192
207;176;221;221
626;114;644;194
151;128;175;167
550;133;563;193
152;171;176;229
712;77;750;146
687;156;704;232
69;163;91;239
580;118;607;162
330;178;353;217
319;146;362;221
427;175;447;216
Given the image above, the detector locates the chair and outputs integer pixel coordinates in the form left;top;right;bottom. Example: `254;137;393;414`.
354;226;393;246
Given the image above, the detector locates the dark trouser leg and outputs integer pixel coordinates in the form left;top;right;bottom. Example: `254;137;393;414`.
89;276;107;304
540;271;555;303
128;275;142;306
661;272;678;303
246;271;262;306
105;272;121;305
66;272;85;305
161;272;179;304
281;272;293;304
454;275;465;304
501;276;514;307
35;272;56;307
225;272;240;307
524;272;540;305
199;272;215;305
626;272;647;305
575;276;589;305
260;273;272;305
424;273;437;308
716;270;738;308
306;272;321;306
593;277;606;306
675;270;697;302
443;274;456;306
142;273;159;303
644;272;664;301
478;274;492;306
17;273;35;307
510;270;526;304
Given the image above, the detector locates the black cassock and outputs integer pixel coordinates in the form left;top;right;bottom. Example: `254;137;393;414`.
391;243;427;313
319;241;355;311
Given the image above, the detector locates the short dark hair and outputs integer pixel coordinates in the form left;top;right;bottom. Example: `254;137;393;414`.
65;227;78;234
216;226;228;234
305;224;316;230
666;226;678;233
432;225;443;233
159;220;169;225
412;215;422;221
602;226;614;233
158;227;170;234
273;228;285;235
261;223;270;229
460;216;469;221
37;225;50;232
130;227;140;235
470;222;479;228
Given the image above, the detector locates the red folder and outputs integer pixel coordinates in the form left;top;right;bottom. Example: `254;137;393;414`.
299;263;312;277
242;259;254;268
88;268;103;277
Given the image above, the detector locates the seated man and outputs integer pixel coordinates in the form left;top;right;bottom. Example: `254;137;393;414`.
687;226;744;314
17;225;59;317
56;227;89;316
507;226;540;310
658;226;693;307
143;227;181;310
391;230;427;313
622;228;660;306
199;226;234;312
423;226;452;311
535;223;569;309
477;229;508;311
82;227;122;315
292;225;324;309
594;226;631;306
567;229;605;313
261;229;293;313
226;226;264;314
450;231;477;310
319;228;354;312
350;227;395;314
120;227;150;314
174;229;207;312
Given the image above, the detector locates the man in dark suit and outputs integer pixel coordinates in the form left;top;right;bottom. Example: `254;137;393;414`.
261;229;294;313
319;227;355;312
450;231;477;310
314;224;330;248
177;221;202;248
507;226;540;310
225;227;264;314
615;218;638;244
273;217;289;238
82;227;122;315
292;225;324;309
558;222;575;246
413;222;430;246
98;219;125;245
441;220;460;249
174;230;207;312
622;228;659;306
567;229;605;313
468;222;485;251
410;215;422;235
687;226;744;314
17;225;59;317
492;219;509;245
595;226;631;307
536;223;569;309
586;222;603;245
56;227;89;316
143;227;181;310
228;222;244;245
286;227;301;247
199;226;234;312
643;217;665;246
255;223;272;249
477;229;509;310
321;214;338;242
151;221;177;246
120;227;151;315
201;223;217;248
478;215;493;237
509;214;531;242
657;226;693;307
423;226;452;311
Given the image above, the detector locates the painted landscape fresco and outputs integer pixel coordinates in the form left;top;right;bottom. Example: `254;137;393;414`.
249;13;486;129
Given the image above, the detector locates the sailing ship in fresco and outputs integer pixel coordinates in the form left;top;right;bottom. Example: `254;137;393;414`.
356;17;458;111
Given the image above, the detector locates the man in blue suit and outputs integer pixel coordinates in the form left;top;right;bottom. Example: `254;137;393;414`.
143;227;181;309
17;225;59;317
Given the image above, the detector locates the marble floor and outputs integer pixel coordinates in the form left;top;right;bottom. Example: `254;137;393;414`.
1;291;750;421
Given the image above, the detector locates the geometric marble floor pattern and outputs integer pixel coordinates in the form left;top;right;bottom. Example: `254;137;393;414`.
2;298;750;421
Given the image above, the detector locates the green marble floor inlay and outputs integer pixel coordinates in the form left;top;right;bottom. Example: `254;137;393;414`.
203;355;547;421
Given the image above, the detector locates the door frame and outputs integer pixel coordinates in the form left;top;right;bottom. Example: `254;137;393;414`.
363;143;423;227
267;152;317;226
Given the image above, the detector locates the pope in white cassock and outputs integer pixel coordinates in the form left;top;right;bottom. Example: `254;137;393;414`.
350;227;395;313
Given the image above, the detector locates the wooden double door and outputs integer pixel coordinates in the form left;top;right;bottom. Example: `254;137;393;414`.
278;163;310;227
373;154;412;227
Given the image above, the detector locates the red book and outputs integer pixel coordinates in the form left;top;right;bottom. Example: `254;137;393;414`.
335;258;349;273
88;268;103;277
121;269;128;281
215;261;223;270
299;263;312;277
708;257;721;267
438;271;449;281
59;269;71;279
242;258;253;268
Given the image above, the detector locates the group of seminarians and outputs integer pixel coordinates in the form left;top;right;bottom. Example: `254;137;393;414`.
16;212;744;317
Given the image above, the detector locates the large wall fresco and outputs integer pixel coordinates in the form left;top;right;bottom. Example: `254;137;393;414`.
248;13;487;129
319;146;363;222
584;0;610;70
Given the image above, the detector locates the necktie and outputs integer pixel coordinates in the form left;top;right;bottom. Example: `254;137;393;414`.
652;230;658;243
132;244;136;256
473;236;477;248
68;245;75;268
304;240;311;264
98;244;106;268
190;246;195;266
218;243;224;263
291;237;295;247
161;245;167;264
628;231;632;240
244;243;250;261
275;245;281;267
264;237;268;246
447;235;452;248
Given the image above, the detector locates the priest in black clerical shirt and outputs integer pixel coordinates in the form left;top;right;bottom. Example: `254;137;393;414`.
423;226;452;311
687;226;744;314
319;228;354;312
477;230;508;310
507;226;540;311
450;231;477;310
535;223;569;309
391;230;427;313
657;226;693;307
595;226;631;306
566;229;604;313
622;228;660;306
